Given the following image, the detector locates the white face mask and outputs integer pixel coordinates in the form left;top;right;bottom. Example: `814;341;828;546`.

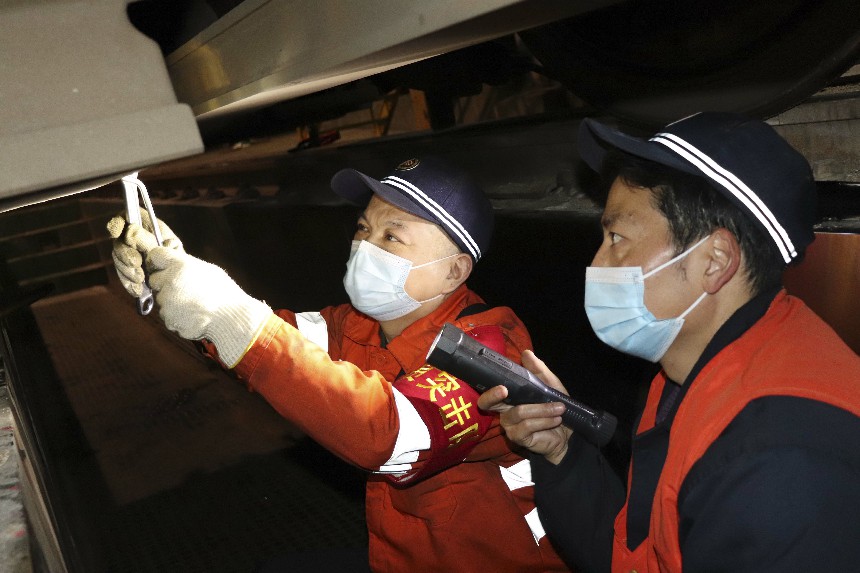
343;240;456;321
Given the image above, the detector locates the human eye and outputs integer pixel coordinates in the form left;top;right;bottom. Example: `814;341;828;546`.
384;232;400;243
353;221;370;239
603;230;624;246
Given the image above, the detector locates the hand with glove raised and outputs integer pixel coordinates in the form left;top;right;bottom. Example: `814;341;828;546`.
106;210;184;298
147;247;273;368
108;214;272;368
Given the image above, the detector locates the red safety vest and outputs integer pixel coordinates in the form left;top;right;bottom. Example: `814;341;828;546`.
612;292;860;573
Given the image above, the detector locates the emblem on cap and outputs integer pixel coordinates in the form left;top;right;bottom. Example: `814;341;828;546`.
396;158;420;171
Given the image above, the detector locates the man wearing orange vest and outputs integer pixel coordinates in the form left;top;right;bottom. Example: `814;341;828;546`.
479;113;860;572
108;157;568;572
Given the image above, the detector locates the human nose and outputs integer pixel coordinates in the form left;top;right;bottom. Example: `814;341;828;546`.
590;243;609;267
361;232;388;251
363;234;381;247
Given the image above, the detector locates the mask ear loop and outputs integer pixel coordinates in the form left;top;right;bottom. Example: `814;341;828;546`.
409;253;462;305
667;235;712;320
643;235;710;280
679;291;708;319
411;252;461;270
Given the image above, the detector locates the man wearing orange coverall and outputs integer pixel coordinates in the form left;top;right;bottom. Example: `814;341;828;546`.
108;157;569;573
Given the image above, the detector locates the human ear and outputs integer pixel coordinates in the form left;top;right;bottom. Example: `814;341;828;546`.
702;228;741;294
444;254;473;292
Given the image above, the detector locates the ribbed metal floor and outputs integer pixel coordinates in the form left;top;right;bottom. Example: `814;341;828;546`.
27;285;368;572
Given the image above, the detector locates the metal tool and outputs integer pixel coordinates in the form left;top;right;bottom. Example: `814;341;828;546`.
121;172;163;316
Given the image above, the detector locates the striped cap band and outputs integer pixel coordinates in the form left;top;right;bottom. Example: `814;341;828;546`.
650;132;797;264
382;175;482;260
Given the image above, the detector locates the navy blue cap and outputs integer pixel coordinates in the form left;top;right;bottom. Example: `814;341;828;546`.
578;112;817;264
330;156;493;262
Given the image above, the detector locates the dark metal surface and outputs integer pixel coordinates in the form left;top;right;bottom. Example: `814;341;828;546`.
2;286;369;572
164;0;620;119
99;104;860;212
520;0;860;127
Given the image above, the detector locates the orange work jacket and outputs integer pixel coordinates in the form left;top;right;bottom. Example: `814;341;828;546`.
234;285;569;573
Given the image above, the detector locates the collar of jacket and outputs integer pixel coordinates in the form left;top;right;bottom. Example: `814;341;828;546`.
342;283;482;368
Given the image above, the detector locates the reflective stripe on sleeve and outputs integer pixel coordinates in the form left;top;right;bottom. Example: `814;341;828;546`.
524;507;547;544
374;387;431;474
499;458;534;490
500;459;546;544
295;312;329;353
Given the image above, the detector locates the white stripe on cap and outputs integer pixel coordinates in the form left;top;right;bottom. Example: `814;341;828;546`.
382;175;481;260
650;132;796;263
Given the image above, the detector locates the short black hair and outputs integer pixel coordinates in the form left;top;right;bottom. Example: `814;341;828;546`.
600;149;787;296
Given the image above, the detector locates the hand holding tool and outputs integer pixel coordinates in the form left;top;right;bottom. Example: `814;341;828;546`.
121;172;163;315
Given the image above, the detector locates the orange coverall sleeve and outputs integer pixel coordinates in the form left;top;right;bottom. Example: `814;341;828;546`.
233;311;399;470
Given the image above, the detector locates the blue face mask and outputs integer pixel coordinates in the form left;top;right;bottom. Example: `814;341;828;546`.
584;236;709;362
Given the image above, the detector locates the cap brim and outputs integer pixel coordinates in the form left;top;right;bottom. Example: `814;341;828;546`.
330;168;438;223
578;117;699;176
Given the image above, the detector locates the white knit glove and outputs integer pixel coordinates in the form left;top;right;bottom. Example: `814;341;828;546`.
147;247;273;368
106;211;184;298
